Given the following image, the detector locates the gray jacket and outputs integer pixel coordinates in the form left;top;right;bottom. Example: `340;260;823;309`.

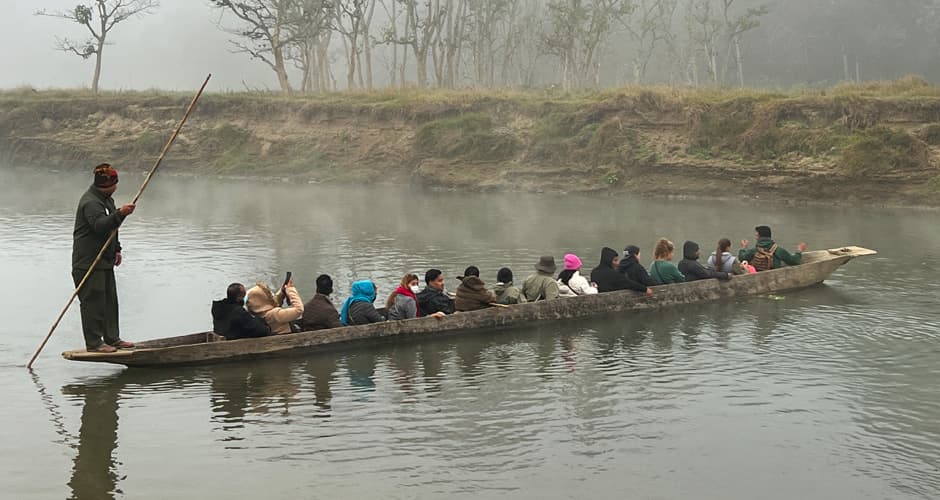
387;294;418;320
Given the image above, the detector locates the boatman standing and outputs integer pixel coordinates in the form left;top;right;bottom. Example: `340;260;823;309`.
72;163;137;353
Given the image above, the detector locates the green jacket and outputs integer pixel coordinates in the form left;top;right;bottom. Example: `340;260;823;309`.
649;260;685;284
72;186;125;270
738;237;802;269
493;282;527;305
522;272;560;301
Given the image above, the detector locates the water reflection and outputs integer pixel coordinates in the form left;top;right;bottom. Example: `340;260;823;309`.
62;376;123;500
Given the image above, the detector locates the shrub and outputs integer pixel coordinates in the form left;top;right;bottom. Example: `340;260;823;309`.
839;127;928;176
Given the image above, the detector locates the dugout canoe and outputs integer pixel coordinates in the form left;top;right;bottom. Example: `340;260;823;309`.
63;246;876;367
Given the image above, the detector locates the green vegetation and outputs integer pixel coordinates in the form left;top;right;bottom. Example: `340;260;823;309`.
927;176;940;193
415;113;518;162
1;78;939;205
839;127;928;176
920;124;940;146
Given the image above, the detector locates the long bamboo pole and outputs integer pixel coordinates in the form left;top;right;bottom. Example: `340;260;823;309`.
26;74;212;369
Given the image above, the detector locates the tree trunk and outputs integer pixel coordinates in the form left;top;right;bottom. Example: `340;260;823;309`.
272;5;292;94
416;48;428;88
842;44;850;81
92;39;104;94
734;37;744;87
390;0;398;87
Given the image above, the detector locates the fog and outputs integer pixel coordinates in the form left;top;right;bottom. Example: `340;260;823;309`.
0;0;278;90
1;0;939;91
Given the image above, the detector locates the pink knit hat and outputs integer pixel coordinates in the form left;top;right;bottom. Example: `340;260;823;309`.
563;253;582;271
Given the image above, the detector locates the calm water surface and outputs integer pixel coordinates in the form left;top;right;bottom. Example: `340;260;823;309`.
1;167;938;499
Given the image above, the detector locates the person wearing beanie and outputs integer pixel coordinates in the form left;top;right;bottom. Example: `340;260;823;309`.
522;256;561;301
301;274;343;330
211;283;272;339
558;253;598;297
678;241;732;282
739;225;808;271
71;163;137;353
590;247;652;295
455;265;498;311
493;267;526;305
617;245;658;288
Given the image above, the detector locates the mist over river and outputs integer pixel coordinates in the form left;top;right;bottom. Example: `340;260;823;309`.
1;166;938;499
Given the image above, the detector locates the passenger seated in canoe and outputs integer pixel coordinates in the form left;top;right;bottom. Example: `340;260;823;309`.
455;266;498;312
590;247;653;296
649;238;685;284
558;254;598;297
211;283;272;339
678;241;732;282
387;273;445;320
493;267;526;305
417;269;456;315
522;256;561;301
708;238;746;275
300;274;343;331
617;245;657;288
738;225;808;272
246;278;304;334
341;280;386;326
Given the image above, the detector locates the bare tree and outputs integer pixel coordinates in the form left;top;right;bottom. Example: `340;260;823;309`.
36;0;159;94
621;0;677;83
718;0;768;86
211;0;296;93
385;0;447;88
543;0;632;90
286;0;334;92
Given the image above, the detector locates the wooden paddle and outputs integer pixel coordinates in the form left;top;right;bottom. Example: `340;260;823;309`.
27;74;212;369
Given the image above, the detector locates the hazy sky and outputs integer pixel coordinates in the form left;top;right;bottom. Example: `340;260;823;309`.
0;0;279;90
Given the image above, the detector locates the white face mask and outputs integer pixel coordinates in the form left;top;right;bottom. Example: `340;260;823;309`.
410;285;421;294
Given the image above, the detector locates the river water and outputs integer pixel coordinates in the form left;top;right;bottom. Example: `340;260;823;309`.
1;167;938;499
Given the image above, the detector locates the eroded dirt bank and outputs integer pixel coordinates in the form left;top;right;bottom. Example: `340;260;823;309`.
2;81;939;206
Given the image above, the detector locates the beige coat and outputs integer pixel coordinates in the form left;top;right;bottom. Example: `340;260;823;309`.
246;283;304;334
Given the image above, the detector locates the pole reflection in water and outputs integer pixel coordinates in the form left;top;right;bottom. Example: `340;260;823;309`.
62;376;124;500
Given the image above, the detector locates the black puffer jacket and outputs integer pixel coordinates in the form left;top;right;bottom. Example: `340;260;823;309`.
417;286;455;315
678;241;731;282
617;256;657;287
590;247;647;293
211;298;272;339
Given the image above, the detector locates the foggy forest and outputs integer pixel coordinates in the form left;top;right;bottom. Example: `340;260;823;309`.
24;0;940;93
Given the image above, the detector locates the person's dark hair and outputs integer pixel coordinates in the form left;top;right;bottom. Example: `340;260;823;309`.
425;268;443;284
315;274;333;295
714;239;732;272
623;245;640;262
558;269;576;285
756;225;772;238
226;282;245;301
462;266;480;278
497;267;513;284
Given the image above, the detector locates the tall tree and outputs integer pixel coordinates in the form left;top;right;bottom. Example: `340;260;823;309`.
211;0;296;93
543;0;632;90
36;0;159;94
621;0;677;83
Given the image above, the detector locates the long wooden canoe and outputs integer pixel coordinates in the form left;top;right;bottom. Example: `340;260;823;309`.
63;246;876;367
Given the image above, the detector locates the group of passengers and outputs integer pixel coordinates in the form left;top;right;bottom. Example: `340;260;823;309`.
211;225;807;340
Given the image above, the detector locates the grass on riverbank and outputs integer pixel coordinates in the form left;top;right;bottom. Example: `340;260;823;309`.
2;76;939;201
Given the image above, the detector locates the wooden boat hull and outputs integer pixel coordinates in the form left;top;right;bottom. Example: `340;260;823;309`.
62;246;876;367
